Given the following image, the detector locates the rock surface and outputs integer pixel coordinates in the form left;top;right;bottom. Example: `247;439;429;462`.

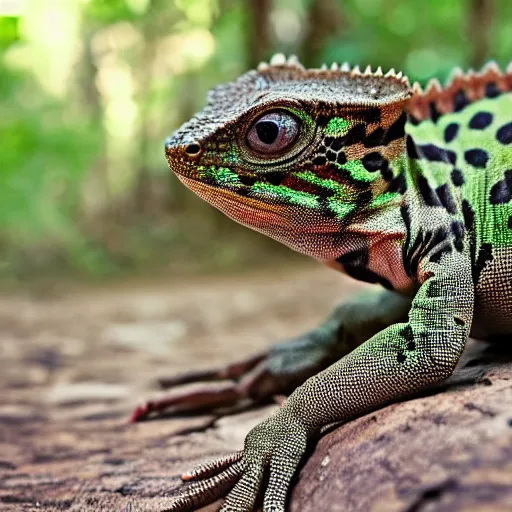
291;340;512;512
0;266;511;512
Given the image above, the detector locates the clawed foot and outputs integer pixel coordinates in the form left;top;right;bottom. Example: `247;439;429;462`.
129;353;269;422
162;410;309;512
130;334;334;422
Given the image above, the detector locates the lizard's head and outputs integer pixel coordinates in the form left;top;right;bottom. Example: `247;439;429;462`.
166;54;412;260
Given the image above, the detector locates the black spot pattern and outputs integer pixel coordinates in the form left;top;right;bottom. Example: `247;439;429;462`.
322;125;367;154
444;123;459;143
426;280;443;298
239;174;257;186
317;197;337;218
417;144;457;165
404;225;449;276
265;172;286;186
464;149;489;168
508;216;512;230
316;115;329;127
384;112;407;143
468;112;493;130
362;152;388;172
354;189;373;207
497;122;512;145
485;83;501;98
462;200;475;231
345;107;381;124
364;127;385;148
436;184;457;214
451;169;464;187
429;103;441;123
361;113;406;149
417;175;441;207
400;325;414;343
326;150;337;162
336;152;347;165
336;248;393;290
451;220;465;240
339;124;367;146
489;170;512;204
406;135;419;158
430;245;453;264
408;115;421;126
451;220;465;252
388;174;406;194
475;244;493;284
330;139;344;151
318;137;348;166
453;90;470;112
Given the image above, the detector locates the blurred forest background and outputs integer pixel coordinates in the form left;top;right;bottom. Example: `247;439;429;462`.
0;0;510;282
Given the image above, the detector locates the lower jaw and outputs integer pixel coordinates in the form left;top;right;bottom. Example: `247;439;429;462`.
177;174;353;260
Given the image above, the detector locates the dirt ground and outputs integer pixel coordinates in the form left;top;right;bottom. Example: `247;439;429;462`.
1;263;512;512
0;263;365;512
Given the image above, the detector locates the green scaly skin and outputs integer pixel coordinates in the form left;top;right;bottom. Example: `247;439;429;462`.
147;55;512;511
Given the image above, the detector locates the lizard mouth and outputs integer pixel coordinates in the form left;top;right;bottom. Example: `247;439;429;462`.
174;174;351;262
175;174;295;230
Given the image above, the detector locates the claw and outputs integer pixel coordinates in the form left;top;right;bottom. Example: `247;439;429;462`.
131;330;331;421
130;354;281;422
130;381;242;422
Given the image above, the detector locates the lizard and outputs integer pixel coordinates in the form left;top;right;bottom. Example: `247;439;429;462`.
133;53;512;512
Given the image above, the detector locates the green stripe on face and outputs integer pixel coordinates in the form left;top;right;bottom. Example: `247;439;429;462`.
326;198;355;218
369;191;401;209
294;170;358;199
339;160;380;183
251;182;319;209
325;117;351;136
294;171;341;191
215;167;241;186
197;166;242;187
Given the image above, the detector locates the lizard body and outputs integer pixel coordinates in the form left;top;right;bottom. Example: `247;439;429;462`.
154;55;512;511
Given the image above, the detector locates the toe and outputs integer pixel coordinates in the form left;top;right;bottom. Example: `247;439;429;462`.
182;452;243;481
162;461;243;512
220;462;265;512
263;437;306;511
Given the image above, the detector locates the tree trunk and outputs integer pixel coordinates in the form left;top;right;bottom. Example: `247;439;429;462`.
247;0;272;69
467;0;493;69
300;0;345;68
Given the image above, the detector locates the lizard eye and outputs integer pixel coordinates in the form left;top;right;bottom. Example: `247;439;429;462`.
246;111;300;155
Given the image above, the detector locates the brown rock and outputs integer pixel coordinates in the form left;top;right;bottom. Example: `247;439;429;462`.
290;341;512;512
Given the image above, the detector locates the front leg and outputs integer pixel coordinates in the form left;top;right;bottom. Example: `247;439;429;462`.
163;250;474;512
289;250;474;431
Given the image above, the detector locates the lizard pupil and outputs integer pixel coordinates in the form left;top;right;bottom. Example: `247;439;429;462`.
256;121;279;144
246;111;300;155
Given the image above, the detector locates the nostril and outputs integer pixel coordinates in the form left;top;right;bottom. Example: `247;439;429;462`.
185;143;201;156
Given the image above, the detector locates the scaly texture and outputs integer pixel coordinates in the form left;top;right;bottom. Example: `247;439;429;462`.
156;54;512;511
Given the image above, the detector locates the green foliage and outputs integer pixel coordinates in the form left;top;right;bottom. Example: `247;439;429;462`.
0;17;19;48
0;0;510;280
